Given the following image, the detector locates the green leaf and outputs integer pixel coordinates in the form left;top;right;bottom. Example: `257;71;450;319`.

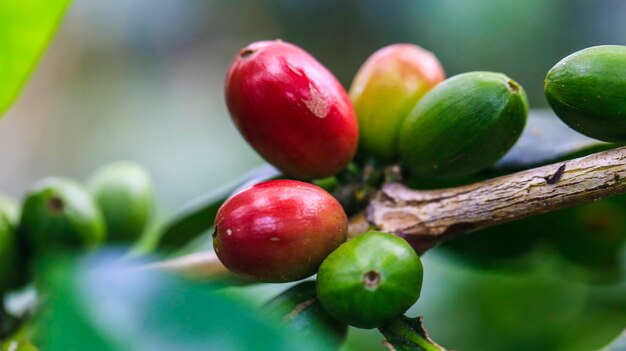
602;329;626;351
2;340;37;351
0;0;71;116
261;281;347;351
492;109;615;172
1;319;38;351
35;249;327;351
156;164;280;252
379;316;447;351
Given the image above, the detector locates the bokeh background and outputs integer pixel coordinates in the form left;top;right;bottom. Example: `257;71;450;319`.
1;1;626;350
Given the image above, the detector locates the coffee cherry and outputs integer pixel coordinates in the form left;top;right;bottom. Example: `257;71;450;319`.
88;161;154;244
350;44;445;161
399;72;528;178
545;45;626;142
18;177;106;255
316;232;423;329
213;180;347;282
261;281;347;351
225;40;359;179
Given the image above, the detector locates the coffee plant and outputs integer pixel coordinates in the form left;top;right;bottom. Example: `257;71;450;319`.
0;2;625;351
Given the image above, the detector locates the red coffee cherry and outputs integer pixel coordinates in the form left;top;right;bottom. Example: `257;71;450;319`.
225;40;359;179
213;179;348;282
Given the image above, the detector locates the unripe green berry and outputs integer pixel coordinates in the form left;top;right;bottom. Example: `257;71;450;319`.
316;232;423;329
399;72;528;178
88;161;154;244
18;177;106;256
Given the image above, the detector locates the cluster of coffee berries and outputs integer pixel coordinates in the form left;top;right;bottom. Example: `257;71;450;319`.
0;162;153;292
217;39;626;334
216;39;530;332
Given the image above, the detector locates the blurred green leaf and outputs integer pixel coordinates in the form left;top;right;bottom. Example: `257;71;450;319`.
379;316;447;351
444;192;626;281
0;303;20;340
1;340;37;351
156;164;280;252
0;0;71;116
35;249;327;351
261;281;347;351
602;329;626;351
1;322;38;351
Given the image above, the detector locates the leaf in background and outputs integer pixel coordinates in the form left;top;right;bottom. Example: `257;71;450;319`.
1;340;37;351
35;249;326;351
260;281;347;351
156;164;281;252
2;323;38;351
602;329;626;351
492;109;614;172
0;0;71;116
379;316;447;351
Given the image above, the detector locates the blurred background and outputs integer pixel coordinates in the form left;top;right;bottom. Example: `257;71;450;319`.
1;1;626;350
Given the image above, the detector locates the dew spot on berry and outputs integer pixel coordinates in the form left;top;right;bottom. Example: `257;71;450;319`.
226;228;233;236
364;270;380;289
303;83;329;118
270;237;280;242
47;196;64;214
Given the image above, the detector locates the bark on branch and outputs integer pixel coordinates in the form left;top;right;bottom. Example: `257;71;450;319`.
367;145;626;253
154;146;626;277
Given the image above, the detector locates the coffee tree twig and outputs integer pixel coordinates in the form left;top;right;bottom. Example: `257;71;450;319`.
153;145;626;276
366;145;626;253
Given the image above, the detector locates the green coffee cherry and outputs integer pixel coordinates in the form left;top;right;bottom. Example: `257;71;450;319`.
262;281;347;351
87;162;154;244
316;232;423;329
545;45;626;142
399;72;528;178
18;177;105;255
